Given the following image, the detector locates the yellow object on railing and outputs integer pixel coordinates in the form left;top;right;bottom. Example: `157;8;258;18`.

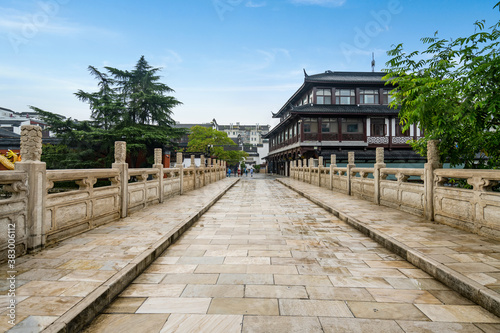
0;155;15;170
6;150;21;162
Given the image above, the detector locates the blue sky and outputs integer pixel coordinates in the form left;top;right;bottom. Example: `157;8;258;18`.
1;0;499;127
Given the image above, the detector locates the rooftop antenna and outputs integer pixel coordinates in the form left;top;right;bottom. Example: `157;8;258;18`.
371;52;375;72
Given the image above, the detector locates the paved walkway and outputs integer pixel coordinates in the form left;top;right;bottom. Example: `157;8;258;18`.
82;177;500;333
0;178;239;333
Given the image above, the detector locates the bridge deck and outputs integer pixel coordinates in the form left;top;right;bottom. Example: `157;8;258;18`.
3;175;500;332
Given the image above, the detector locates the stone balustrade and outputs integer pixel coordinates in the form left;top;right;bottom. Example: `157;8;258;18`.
0;126;227;262
290;144;500;240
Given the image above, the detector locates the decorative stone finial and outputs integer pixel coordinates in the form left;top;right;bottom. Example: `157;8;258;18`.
154;148;162;165
114;141;126;164
191;155;195;167
176;152;183;165
200;155;205;167
427;140;440;164
348;152;355;165
298;160;302;168
318;156;324;166
376;147;384;164
331;154;337;166
20;125;43;162
208;158;212;166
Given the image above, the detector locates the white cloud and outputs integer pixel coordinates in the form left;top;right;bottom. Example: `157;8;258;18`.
245;1;267;8
290;0;346;7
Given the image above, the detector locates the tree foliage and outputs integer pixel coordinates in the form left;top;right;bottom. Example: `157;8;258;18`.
36;56;184;169
383;3;500;168
186;126;248;165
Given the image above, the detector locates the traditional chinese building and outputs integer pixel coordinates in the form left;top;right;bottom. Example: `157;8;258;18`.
264;70;425;175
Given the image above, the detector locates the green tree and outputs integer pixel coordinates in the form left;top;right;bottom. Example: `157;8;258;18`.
383;3;500;168
35;56;184;169
186;126;248;165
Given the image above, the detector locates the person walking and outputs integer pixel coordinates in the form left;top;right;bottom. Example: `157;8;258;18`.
227;168;232;177
250;168;254;177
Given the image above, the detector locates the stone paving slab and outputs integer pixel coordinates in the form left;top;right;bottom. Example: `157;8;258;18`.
83;177;500;332
0;178;239;333
277;178;500;318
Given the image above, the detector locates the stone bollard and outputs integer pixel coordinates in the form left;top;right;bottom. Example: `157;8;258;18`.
200;155;206;186
330;154;337;190
347;152;355;196
177;152;184;195
153;148;164;203
112;141;129;217
318;156;324;187
309;158;314;184
15;125;46;252
424;140;441;221
373;147;386;205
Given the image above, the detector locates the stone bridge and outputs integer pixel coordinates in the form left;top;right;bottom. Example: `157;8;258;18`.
1;126;500;332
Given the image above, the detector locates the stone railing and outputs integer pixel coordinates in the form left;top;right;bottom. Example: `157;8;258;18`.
0;126;227;262
290;142;500;240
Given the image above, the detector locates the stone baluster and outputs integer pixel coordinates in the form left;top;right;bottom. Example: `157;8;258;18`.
374;147;386;205
424;140;441;221
177;152;184;194
318;156;324;187
15;125;46;252
154;148;164;203
330;154;337;190
200;155;206;186
347;152;356;196
112;141;129;217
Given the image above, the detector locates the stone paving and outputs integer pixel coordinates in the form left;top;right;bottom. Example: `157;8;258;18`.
0;178;239;333
83;176;500;333
278;178;500;316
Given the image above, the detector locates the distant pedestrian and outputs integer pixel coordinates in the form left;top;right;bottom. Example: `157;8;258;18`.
227;168;231;177
245;168;248;177
237;168;241;177
250;168;254;177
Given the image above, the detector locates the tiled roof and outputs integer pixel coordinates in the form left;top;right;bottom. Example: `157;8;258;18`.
0;128;20;138
306;71;387;84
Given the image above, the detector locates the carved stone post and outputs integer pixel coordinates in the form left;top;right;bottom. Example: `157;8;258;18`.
153;148;164;203
112;141;128;218
200;155;206;186
309;158;314;184
347;152;355;196
208;158;212;184
190;155;197;189
330;154;337;190
374;147;386;205
176;152;184;195
424;140;442;221
318;156;323;187
15;125;46;252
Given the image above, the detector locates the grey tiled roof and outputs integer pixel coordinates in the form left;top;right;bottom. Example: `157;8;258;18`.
306;71;387;84
0;128;20;138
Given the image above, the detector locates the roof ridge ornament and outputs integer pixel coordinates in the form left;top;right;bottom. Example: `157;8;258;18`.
303;68;308;77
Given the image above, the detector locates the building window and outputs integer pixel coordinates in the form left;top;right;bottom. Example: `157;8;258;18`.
342;118;363;133
316;89;332;104
303;118;318;133
360;89;379;104
321;118;338;133
335;89;355;104
383;90;394;104
371;118;386;136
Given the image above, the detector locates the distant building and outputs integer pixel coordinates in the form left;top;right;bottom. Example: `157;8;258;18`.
0;107;52;137
174;119;270;166
264;70;425;175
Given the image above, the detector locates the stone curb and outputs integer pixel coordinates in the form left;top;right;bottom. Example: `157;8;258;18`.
42;178;240;333
277;178;500;318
